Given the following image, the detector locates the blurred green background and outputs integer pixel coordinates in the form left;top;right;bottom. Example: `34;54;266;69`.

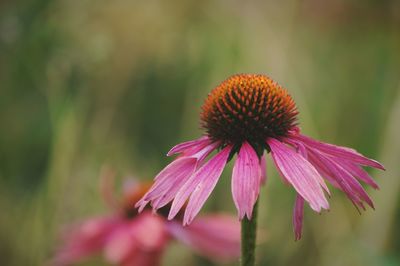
1;0;399;265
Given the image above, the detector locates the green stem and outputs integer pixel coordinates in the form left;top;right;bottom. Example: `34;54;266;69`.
241;199;259;266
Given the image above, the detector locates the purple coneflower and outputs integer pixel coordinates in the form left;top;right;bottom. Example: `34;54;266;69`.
136;74;384;239
53;180;241;266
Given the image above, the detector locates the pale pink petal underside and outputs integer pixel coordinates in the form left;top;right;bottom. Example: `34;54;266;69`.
150;175;189;210
307;150;342;189
181;146;232;225
231;142;261;220
153;156;197;182
135;157;197;212
142;158;197;201
289;138;331;195
167;136;210;156
168;146;231;221
268;138;329;212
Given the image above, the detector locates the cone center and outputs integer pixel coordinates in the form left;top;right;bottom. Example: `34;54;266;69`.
201;74;298;152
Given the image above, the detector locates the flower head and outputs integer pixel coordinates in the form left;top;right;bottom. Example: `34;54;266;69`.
53;177;241;266
136;74;384;239
201;74;298;155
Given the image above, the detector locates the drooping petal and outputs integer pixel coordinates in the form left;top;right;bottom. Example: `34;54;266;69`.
260;152;267;185
168;146;231;222
139;157;197;204
182;146;232;225
231;142;261;220
166;215;241;261
150;175;189;210
153;157;197;182
293;194;304;241
167;173;204;221
307;150;342;189
136;142;219;212
289;134;380;211
287;138;331;195
268;138;329;212
339;160;379;189
189;141;220;163
311;150;375;210
167;136;210;156
150;143;220;210
292;133;385;170
135;199;150;213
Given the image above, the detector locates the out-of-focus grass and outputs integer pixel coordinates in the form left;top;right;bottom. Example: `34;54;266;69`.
0;1;399;265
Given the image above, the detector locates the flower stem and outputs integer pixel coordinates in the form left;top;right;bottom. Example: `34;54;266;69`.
241;199;259;266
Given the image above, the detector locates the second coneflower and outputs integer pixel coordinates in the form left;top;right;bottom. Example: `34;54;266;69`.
136;74;384;240
54;177;241;266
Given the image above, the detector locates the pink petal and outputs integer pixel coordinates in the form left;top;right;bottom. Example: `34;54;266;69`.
153;157;197;182
137;143;219;212
260;152;267;185
189;141;220;163
150;175;189;210
310;150;374;210
291;136;378;210
135;143;218;212
328;156;374;209
292;136;379;191
306;150;342;189
167;136;210;156
293;134;385;170
104;225;137;265
136;199;149;213
231;142;261;220
287;138;331;195
122;249;164;266
130;212;169;250
182;146;232;225
168;146;231;222
309;151;364;210
105;212;168;266
293;194;304;241
137;157;197;207
268;138;329;212
53;216;120;265
166;215;241;261
339;161;379;189
296;141;308;159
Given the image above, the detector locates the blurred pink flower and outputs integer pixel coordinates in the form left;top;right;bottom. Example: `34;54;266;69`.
53;181;240;266
136;74;384;239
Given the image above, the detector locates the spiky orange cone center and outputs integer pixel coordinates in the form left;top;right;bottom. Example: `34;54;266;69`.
201;74;298;154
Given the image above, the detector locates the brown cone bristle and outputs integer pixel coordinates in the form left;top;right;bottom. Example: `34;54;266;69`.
201;74;298;153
